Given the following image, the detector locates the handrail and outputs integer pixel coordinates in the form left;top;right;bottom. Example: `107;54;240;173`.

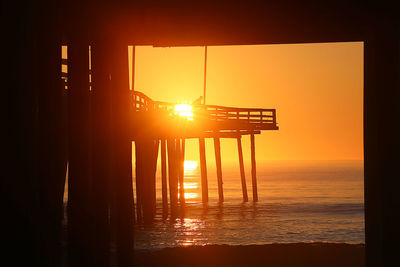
131;90;277;129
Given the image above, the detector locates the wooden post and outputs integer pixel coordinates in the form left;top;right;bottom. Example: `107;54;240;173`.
167;139;179;215
199;137;209;203
237;136;248;202
91;41;112;267
250;134;258;202
179;139;186;205
150;139;159;218
364;26;400;266
161;140;168;217
67;42;92;267
140;138;158;224
135;141;143;223
109;41;134;266
214;137;224;202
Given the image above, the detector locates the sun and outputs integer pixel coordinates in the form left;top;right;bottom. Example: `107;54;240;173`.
184;160;198;171
174;104;194;120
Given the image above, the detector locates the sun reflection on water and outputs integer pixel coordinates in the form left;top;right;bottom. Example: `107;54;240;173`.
182;182;198;189
181;160;200;202
179;192;198;199
174;218;208;246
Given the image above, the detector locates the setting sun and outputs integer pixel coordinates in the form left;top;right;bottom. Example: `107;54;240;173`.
174;104;194;120
184;160;198;171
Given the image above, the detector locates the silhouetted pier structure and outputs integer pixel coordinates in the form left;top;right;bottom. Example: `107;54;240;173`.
131;91;278;222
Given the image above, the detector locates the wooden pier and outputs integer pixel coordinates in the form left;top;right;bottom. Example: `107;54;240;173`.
131;91;278;222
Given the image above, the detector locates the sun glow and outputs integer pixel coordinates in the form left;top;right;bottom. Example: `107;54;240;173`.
174;104;194;120
184;160;198;171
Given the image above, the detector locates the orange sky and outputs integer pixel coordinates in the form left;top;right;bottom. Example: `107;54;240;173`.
133;43;363;163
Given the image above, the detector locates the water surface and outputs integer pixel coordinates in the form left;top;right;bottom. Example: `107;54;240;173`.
134;160;364;249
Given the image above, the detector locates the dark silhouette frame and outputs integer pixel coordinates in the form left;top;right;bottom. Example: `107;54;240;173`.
3;1;399;266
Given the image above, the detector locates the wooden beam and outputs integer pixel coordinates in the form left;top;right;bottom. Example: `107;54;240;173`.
250;134;258;202
237;136;248;202
214;137;224;202
199;137;209;203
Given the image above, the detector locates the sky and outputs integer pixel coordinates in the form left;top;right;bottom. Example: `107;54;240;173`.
133;43;363;164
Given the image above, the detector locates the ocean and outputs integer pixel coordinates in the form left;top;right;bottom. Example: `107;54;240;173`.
134;160;364;249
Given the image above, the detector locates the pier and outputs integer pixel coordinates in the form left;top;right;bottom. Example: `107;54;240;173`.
130;90;278;222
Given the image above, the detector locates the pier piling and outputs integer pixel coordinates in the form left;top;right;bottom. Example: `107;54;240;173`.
109;42;134;266
199;137;209;203
237;136;248;202
250;134;258;202
91;41;113;266
149;139;159;220
179;139;186;205
139;138;158;224
67;42;92;267
167;139;179;215
135;141;144;222
214;137;224;202
161;140;168;217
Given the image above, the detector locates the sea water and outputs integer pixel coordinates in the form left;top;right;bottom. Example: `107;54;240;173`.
134;160;364;249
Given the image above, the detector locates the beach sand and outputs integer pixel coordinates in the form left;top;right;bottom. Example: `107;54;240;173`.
133;243;365;267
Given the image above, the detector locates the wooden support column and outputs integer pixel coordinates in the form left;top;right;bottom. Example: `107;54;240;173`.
36;15;67;267
179;139;186;205
91;41;112;267
364;26;400;266
237;136;248;202
167;139;179;215
150;139;159;219
109;42;134;266
213;137;224;202
135;141;143;223
139;138;158;224
250;134;258;202
199;137;209;203
67;41;92;267
161;140;168;217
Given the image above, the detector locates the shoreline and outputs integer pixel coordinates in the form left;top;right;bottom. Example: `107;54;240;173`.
133;242;365;266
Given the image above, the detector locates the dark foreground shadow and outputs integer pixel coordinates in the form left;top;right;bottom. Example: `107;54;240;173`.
133;243;365;267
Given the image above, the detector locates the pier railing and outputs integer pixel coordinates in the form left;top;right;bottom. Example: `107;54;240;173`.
131;91;278;135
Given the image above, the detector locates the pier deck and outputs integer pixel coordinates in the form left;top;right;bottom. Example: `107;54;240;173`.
131;91;278;140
